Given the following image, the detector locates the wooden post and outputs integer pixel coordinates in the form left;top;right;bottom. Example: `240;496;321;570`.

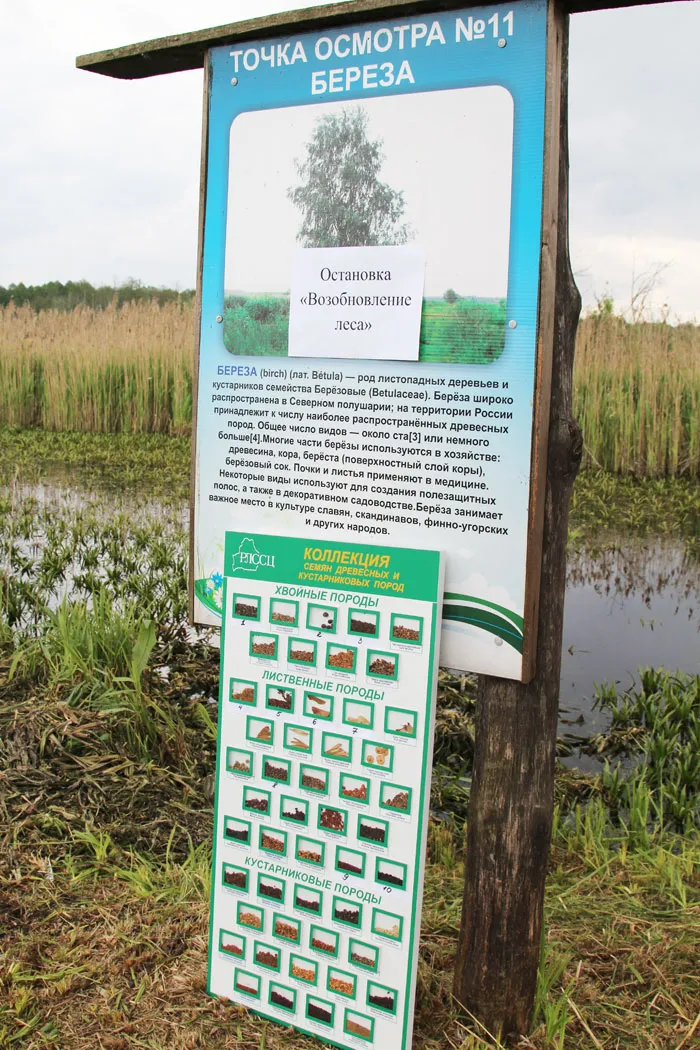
452;1;583;1039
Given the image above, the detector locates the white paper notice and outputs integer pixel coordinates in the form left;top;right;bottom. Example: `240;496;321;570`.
288;246;425;361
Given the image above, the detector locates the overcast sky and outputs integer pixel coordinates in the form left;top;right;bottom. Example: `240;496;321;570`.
1;0;698;320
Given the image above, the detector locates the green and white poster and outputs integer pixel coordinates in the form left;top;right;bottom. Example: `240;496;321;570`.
207;532;444;1050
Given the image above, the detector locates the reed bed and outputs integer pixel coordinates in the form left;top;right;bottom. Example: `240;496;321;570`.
1;301;699;475
0;300;193;435
574;313;700;477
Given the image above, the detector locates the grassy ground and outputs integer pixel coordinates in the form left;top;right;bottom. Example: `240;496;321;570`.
2;816;697;1050
1;432;699;1048
1;643;698;1049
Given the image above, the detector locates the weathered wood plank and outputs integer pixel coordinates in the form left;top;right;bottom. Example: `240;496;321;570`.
520;0;563;682
452;0;583;1036
76;0;686;80
188;55;211;623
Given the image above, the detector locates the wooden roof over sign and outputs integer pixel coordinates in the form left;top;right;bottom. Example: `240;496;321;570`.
77;0;679;79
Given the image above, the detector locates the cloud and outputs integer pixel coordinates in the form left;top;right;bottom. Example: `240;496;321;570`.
0;0;697;320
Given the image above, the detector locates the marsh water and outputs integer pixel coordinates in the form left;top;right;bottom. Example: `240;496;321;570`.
560;541;699;764
9;469;700;760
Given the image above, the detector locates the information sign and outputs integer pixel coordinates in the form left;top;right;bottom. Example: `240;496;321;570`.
208;532;443;1050
192;0;550;680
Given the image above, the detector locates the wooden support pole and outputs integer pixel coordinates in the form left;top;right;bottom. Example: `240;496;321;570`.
452;1;582;1039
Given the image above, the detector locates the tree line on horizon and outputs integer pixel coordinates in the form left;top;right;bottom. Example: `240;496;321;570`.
0;279;195;313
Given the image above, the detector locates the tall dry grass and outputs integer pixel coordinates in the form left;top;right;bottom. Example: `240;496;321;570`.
574;314;700;477
1;301;698;476
0;300;193;435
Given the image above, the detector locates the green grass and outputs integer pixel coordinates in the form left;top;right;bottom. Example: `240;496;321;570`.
1;534;698;1048
1;433;699;1047
0;427;190;501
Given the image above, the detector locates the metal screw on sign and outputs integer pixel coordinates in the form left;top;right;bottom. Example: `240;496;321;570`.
231;77;238;86
508;319;517;329
216;315;223;323
498;38;507;48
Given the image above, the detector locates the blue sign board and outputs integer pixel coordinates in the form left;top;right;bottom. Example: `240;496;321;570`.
193;1;549;686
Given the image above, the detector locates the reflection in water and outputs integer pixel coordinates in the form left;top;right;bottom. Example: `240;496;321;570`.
6;475;699;756
560;541;700;746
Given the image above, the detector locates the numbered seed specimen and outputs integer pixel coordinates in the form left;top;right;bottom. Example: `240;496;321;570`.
228;754;251;772
369;656;396;676
295;892;320;912
374;919;400;937
261;831;285;853
311;934;335;953
256;947;279;967
291;961;316;982
334;903;360;925
345;710;371;725
239;910;262;929
368;988;396;1011
319;807;344;832
341;780;367;801
323;739;349;759
231;685;255;702
350;948;375;968
327;648;355;669
301;773;326;791
223;868;246;888
290;645;314;662
270;988;294;1010
376;864;405;887
272;611;296;623
336;854;362;875
274;919;299;942
359;821;386;844
287;729;310;750
281;802;306;822
263;760;289;782
384;790;409;811
260;880;283;900
349;616;377;634
244;794;269;813
225;823;249;843
329;975;354;996
235;973;258;995
346;1016;372;1038
235;601;258;618
308;1000;333;1023
307;694;330;717
364;744;390;767
267;689;293;709
297;847;322;863
252;639;276;656
220;935;243;956
392;624;420;641
256;724;272;741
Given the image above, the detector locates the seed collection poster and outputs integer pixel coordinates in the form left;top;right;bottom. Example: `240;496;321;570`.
192;0;548;680
207;533;443;1050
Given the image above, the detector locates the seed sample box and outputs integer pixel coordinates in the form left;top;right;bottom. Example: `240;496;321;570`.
208;532;443;1050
